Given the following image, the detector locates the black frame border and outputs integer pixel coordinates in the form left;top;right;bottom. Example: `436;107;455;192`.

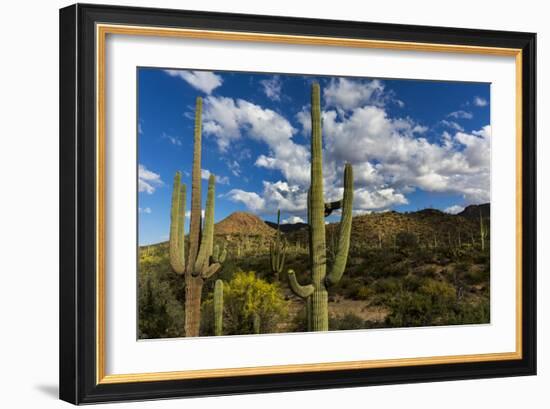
59;3;536;404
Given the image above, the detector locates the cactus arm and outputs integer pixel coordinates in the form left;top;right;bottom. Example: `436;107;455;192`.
279;243;287;273
214;280;223;336
326;164;354;287
287;269;314;298
177;183;186;267
324;200;343;217
169;172;186;274
201;263;221;279
194;174;216;274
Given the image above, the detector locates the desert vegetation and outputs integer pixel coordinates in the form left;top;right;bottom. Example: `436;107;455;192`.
139;202;490;338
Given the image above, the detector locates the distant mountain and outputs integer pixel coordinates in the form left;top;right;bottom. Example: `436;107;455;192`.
214;212;276;237
265;220;308;233
284;206;489;248
458;203;490;219
141;205;490;249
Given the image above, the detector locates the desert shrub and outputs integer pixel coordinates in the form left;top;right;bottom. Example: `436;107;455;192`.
402;274;424;292
473;253;489;264
419;265;438;278
454;261;470;274
378;261;409;277
201;271;288;336
464;267;490;285
138;271;185;339
356;286;373;300
450;299;490;324
336;278;370;299
396;231;418;250
329;313;365;330
419;279;456;301
373;277;402;294
290;305;308;333
383;279;457;327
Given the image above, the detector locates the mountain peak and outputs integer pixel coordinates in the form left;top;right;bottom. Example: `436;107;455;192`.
215;212;275;236
458;203;490;219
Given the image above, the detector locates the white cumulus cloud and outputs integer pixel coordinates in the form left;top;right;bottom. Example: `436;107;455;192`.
444;205;465;214
164;70;222;94
260;76;282;101
201;168;229;185
448;110;473;119
203;96;310;185
138;164;163;194
226;180;307;215
473;96;488;107
324;78;385;111
282;216;305;224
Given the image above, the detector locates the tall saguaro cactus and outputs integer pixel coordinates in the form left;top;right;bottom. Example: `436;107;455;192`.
287;83;354;332
270;209;287;281
479;209;488;251
214;280;224;336
169;97;226;337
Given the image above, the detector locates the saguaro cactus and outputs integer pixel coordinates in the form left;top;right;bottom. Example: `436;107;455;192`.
479;210;488;251
287;83;354;332
214;280;224;336
169;171;186;274
252;312;261;334
168;97;226;337
269;209;287;281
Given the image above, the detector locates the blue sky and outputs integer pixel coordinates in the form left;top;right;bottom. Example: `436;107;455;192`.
138;68;490;245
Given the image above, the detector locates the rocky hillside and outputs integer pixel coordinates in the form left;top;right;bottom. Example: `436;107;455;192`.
458;203;490;219
214;212;275;237
142;204;490;253
285;204;489;250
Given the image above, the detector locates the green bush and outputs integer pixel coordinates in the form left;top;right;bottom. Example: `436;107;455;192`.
373;277;402;294
138;271;185;339
329;313;365;330
201;271;288;336
396;231;418;250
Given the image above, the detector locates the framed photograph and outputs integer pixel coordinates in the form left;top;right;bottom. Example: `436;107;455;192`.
59;3;536;404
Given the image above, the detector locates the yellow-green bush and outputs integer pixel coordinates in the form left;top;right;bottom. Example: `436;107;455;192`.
202;271;288;335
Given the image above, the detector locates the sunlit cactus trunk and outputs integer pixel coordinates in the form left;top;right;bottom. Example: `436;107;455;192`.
214;280;224;336
168;97;226;337
287;83;354;332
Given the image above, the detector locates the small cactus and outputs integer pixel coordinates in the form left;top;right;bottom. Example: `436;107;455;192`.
214;280;224;336
480;210;488;251
213;243;227;263
269;209;287;281
252;312;261;334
